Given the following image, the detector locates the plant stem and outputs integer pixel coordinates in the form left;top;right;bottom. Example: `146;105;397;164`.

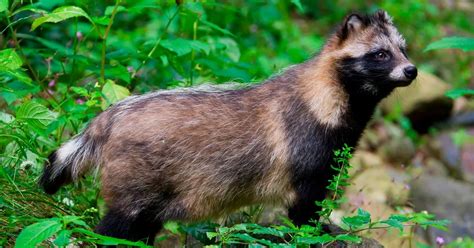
189;19;198;86
100;0;121;84
131;7;180;83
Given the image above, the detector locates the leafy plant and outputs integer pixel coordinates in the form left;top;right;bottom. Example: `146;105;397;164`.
202;146;448;247
1;0;471;247
15;215;153;247
425;36;474;99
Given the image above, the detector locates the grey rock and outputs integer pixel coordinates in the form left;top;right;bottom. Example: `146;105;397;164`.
410;174;474;244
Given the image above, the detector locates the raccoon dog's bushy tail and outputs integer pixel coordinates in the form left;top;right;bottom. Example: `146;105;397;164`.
39;134;100;194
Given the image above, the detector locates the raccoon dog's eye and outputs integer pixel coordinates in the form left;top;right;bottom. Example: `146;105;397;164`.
373;50;390;61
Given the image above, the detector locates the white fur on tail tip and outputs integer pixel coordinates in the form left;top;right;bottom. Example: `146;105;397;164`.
52;136;84;179
57;137;83;163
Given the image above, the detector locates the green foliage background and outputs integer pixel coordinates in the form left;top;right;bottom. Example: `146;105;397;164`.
0;0;473;247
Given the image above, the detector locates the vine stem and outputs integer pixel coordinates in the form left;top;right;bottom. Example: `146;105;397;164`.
100;0;121;84
131;7;180;80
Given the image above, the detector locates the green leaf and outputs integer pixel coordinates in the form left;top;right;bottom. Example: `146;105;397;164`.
31;6;92;31
342;208;371;229
381;218;404;232
16;101;57;131
70;86;89;97
71;228;151;247
424;37;474;52
445;88;474;99
335;234;362;243
15;219;62;248
105;5;127;16
201;19;235;37
291;0;305;12
164;221;181;234
160;38;210;57
296;234;335;244
0;0;7;13
0;49;22;70
61;215;89;228
53;230;72;246
101;80;130;108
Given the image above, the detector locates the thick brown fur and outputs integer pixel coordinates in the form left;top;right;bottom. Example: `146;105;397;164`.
40;10;417;244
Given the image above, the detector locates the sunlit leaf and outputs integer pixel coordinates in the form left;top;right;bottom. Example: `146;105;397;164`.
0;49;22;70
0;0;8;13
101;80;130;108
15;219;62;248
16;101;57;130
424;37;474;52
31;6;92;30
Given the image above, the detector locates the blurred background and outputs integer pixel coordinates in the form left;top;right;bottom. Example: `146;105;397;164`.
0;0;473;247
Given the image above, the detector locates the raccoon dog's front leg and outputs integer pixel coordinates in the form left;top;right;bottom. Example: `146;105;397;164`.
287;179;328;226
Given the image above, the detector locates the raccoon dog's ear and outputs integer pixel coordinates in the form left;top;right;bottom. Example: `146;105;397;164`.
374;9;393;24
340;13;365;40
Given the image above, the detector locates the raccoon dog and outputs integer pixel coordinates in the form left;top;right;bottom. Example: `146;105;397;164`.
40;10;417;243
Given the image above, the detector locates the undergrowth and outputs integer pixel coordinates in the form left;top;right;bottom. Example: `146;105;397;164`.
1;0;472;247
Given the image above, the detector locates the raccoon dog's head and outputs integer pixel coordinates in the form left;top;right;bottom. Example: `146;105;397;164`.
334;10;417;96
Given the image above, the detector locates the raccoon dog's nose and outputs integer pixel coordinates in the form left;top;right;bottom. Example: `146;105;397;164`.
403;66;418;80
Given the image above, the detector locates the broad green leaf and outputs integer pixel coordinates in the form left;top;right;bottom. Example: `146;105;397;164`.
15;219;62;248
104;65;131;84
342;208;371;228
0;0;8;13
16;101;57;130
424;37;474;52
53;230;72;246
161;38;193;56
31;6;92;31
61;215;89;228
445;88;474;99
161;38;211;57
101;80;130;108
71;228;151;247
70;86;89;97
104;5;127;16
0;49;22;70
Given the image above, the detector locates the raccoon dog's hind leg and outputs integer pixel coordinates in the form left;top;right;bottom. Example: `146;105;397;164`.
95;207;163;246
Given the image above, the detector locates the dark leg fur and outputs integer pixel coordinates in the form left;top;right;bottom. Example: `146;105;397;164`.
288;181;328;226
95;208;163;246
39;151;71;194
